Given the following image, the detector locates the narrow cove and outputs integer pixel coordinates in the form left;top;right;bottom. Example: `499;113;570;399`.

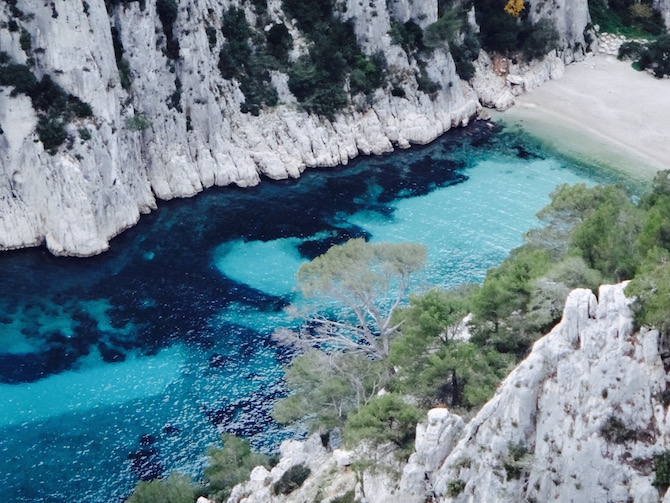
0;122;634;502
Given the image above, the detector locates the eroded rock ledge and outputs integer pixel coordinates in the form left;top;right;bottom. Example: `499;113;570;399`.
229;283;670;503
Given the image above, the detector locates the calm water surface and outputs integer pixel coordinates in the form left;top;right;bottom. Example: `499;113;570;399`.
0;123;633;501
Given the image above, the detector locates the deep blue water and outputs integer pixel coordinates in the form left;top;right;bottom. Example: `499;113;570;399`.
0;122;632;502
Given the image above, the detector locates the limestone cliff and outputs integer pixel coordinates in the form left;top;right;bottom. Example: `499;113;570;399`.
228;283;670;502
0;0;589;256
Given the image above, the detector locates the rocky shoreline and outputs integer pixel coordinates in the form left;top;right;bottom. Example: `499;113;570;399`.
0;0;590;257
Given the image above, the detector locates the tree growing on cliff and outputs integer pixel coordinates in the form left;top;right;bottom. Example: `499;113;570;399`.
273;238;427;359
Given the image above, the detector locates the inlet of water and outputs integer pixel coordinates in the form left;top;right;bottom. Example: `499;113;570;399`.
0;122;635;502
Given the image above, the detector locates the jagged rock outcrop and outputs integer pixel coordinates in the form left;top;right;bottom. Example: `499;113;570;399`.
432;282;670;502
0;0;588;256
230;283;670;502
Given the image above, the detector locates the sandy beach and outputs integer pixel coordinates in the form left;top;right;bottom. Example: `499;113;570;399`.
496;55;670;179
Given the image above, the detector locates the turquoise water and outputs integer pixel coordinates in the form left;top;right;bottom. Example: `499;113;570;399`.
0;123;630;501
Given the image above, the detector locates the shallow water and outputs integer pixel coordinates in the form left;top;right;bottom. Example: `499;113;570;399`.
0;122;632;502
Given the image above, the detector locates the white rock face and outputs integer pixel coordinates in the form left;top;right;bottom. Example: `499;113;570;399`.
0;0;589;256
228;283;670;503
432;283;670;502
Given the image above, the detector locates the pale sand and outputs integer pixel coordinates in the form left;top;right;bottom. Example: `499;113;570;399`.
495;55;670;180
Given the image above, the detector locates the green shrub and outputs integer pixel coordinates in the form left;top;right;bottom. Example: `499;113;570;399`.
217;7;278;115
451;30;481;81
600;416;637;444
78;127;92;141
417;70;441;95
204;434;272;502
447;479;466;497
653;452;670;490
474;0;522;53
111;26;132;89
272;464;311;495
126;113;152;132
423;9;463;49
205;25;217;49
36;115;67;155
521;19;559;61
349;53;385;96
19;28;31;54
589;0;665;37
127;473;196;503
618;40;645;60
168;78;182;112
0;63;37;95
156;0;180;59
637;34;670;78
343;394;424;458
331;490;355;503
282;0;386;115
389;20;425;54
118;58;132;89
0;57;95;154
266;24;292;64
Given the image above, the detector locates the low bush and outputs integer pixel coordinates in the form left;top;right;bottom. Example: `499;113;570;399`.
520;18;559;61
331;490;355;503
451;31;481;81
446;479;466;497
0;59;94;154
343;394;424;458
600;416;637;444
389;20;425;54
653;451;670;490
204;434;273;502
127;473;196;503
156;0;180;59
272;464;311;495
423;9;463;50
637;34;670;77
218;7;278;115
126;113;152;132
589;0;665;37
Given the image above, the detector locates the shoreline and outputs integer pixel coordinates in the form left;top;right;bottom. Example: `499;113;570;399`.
495;54;670;181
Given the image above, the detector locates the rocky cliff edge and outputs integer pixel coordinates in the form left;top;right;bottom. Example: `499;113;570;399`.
228;283;670;502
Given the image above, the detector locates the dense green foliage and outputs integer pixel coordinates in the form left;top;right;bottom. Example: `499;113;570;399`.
620;34;670;78
126;113;152;132
446;479;466;497
127;474;196;503
156;0;180;59
474;0;559;59
282;0;386;117
653;452;670;490
389;20;425;54
204;434;273;502
589;0;664;37
272;464;311;495
111;26;132;90
343;393;424;457
273;350;389;430
271;173;670;473
0;59;93;154
127;434;274;503
217;7;282;115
